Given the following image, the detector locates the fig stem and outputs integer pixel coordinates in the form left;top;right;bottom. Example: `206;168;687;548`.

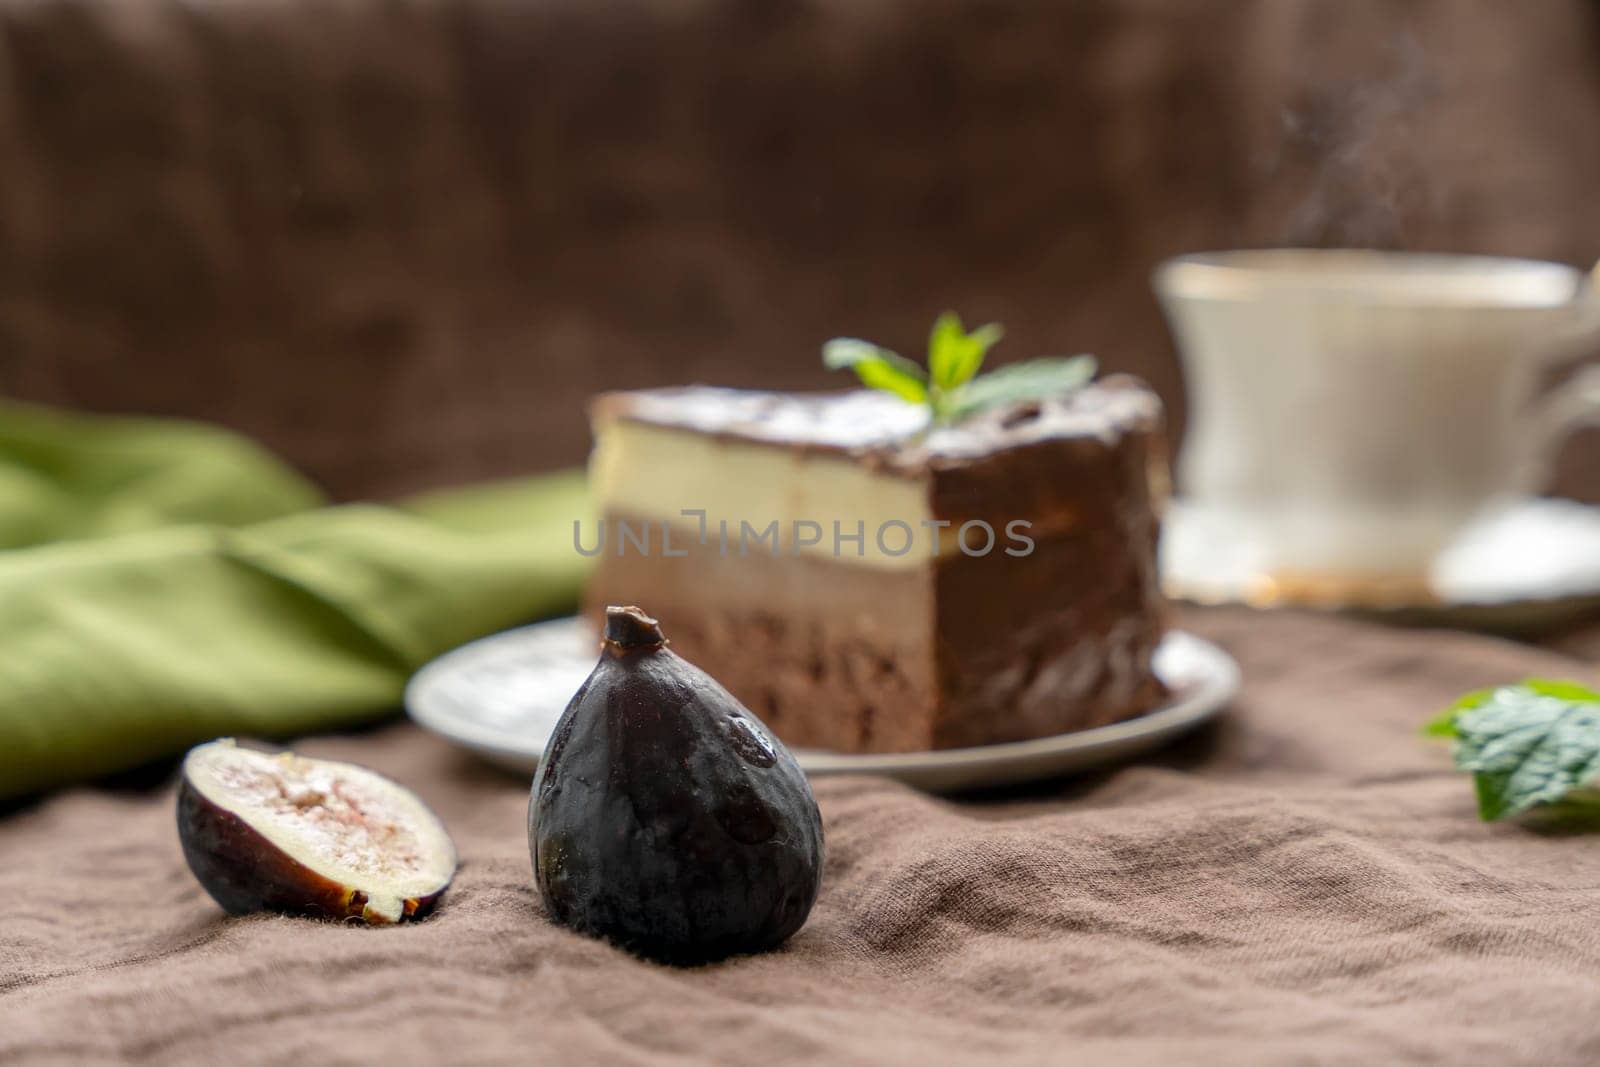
604;606;668;651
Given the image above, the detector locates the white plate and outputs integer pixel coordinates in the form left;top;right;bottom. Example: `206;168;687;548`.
1163;496;1600;632
405;618;1239;793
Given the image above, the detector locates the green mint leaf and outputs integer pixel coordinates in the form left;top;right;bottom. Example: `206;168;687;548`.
821;338;929;406
1446;682;1600;820
1524;678;1600;702
1422;686;1494;738
928;312;1003;392
822;337;904;372
854;359;931;405
1422;711;1460;738
823;316;1086;423
1518;788;1600;831
1430;681;1600;744
943;355;1098;420
1473;772;1511;822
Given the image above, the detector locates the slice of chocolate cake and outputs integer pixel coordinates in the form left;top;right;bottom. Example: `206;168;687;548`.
582;376;1169;753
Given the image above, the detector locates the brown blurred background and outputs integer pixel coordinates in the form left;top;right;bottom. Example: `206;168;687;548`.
1;0;1598;500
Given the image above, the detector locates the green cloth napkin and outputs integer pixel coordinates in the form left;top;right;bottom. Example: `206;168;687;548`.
0;402;591;800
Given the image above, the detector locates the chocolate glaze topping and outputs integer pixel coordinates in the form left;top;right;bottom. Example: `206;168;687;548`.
590;375;1161;473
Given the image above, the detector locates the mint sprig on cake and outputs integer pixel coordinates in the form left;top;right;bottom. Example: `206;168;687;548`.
823;312;1097;423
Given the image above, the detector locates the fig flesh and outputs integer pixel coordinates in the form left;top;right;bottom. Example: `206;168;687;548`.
177;739;457;924
529;606;825;964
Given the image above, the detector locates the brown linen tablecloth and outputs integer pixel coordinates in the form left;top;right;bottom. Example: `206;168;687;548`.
4;607;1600;1065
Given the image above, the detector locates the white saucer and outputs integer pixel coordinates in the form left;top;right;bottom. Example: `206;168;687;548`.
1162;496;1600;632
404;618;1240;793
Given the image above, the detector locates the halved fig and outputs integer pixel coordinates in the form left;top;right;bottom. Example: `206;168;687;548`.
177;738;457;925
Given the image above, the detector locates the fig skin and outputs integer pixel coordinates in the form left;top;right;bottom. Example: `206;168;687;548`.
529;606;825;965
176;741;454;925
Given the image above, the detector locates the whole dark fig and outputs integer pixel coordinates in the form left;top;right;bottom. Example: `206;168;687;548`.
529;606;824;964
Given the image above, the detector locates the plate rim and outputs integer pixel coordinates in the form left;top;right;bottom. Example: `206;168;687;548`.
405;619;1241;781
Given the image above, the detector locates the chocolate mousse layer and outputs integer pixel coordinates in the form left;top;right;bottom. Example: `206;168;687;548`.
584;377;1169;753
